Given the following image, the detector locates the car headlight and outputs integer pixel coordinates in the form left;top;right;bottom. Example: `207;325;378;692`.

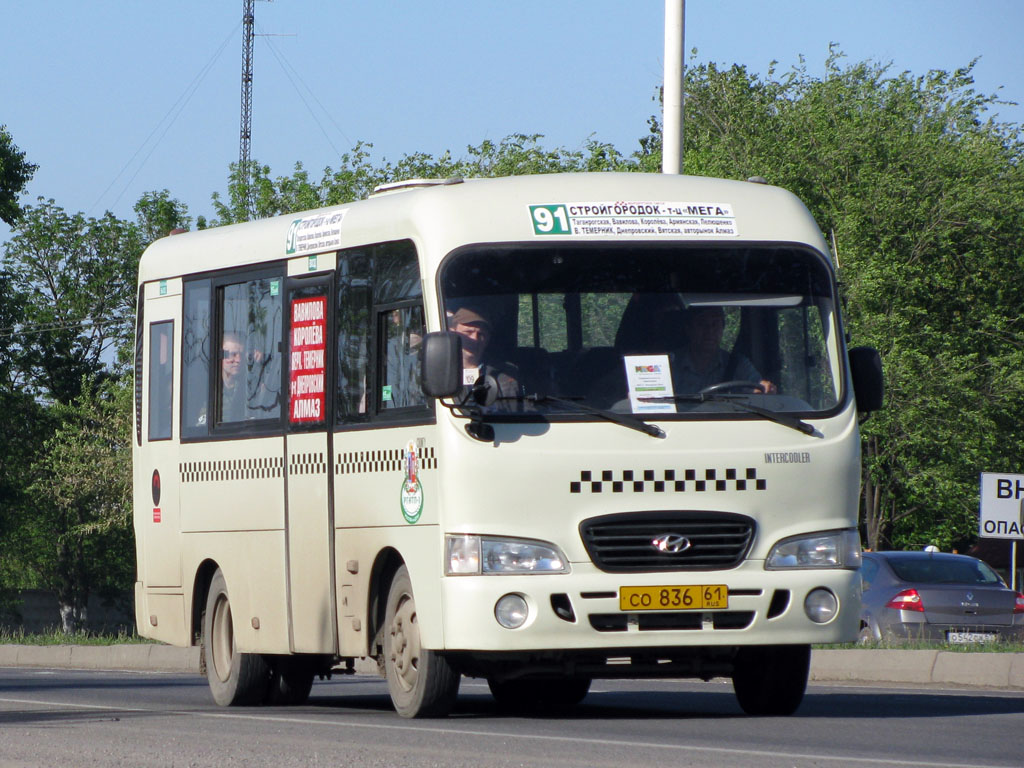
446;534;569;575
765;529;861;570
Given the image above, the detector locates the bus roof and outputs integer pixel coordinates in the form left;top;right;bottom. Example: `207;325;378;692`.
137;172;831;285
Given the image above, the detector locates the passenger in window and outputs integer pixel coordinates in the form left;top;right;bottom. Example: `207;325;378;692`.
675;307;776;394
447;304;522;406
220;332;247;421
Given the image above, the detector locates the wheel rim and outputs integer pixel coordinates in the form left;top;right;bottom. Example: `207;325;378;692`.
211;593;234;683
389;591;420;693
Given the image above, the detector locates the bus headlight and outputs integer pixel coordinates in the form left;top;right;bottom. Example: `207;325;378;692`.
765;530;861;570
446;535;569;575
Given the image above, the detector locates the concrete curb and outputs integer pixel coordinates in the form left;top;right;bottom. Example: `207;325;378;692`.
1;645;1022;689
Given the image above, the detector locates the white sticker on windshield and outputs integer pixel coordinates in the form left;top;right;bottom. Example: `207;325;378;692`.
624;355;677;414
529;202;738;238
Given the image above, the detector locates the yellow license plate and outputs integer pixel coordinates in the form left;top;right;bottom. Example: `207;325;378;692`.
619;585;728;612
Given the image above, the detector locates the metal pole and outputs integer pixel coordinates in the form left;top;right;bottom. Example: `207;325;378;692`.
240;0;255;220
662;0;685;174
1013;540;1018;592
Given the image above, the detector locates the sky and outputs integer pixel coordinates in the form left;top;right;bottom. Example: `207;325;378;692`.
2;0;1021;244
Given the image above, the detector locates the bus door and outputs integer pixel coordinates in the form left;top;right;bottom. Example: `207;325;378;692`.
284;271;337;654
141;280;183;589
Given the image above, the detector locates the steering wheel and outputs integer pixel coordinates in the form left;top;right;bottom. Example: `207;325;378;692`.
699;380;766;395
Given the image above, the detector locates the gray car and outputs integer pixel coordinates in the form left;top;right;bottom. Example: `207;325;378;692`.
859;551;1024;644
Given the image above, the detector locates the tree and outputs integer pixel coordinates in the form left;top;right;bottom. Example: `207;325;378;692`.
0;192;186;629
21;376;134;632
0;125;36;225
1;200;143;400
208;134;637;224
653;49;1024;550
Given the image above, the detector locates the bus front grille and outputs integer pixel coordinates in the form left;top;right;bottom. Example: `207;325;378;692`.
579;511;755;572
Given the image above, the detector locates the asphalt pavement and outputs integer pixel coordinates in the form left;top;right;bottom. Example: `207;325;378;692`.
1;644;1022;689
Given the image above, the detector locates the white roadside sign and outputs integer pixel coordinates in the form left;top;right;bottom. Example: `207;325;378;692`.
979;472;1024;539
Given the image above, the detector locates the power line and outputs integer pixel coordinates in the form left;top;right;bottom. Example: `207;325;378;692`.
89;25;239;217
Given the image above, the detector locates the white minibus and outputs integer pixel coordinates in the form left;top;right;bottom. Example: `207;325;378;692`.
133;172;883;717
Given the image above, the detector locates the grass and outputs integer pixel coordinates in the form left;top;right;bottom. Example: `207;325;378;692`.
0;628;157;646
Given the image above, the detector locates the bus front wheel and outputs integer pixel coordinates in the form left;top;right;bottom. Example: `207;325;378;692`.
203;568;270;706
383;565;460;718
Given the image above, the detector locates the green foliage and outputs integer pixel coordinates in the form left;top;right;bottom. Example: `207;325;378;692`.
655;48;1024;550
209;134;640;223
2;49;1022;633
1;200;143;398
0;125;37;225
1;194;178;632
17;376;134;632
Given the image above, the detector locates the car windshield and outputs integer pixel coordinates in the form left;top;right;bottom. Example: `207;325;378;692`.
439;243;843;419
888;557;1004;585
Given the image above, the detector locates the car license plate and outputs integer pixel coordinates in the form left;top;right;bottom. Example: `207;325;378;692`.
947;631;998;644
619;585;728;612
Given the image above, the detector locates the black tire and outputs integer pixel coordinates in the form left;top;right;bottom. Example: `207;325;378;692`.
383;565;460;718
267;656;317;705
732;644;810;716
488;677;591;713
203;568;270;706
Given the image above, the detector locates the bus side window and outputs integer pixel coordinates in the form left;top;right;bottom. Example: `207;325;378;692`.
182;279;211;436
379;304;426;411
336;250;372;422
219;276;283;424
148;321;174;441
336;240;424;426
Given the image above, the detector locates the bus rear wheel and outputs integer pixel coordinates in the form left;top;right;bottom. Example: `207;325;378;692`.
383;565;460;718
203;568;270;706
732;644;810;716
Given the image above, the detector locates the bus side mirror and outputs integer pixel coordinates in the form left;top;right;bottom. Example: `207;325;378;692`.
421;331;463;398
848;346;883;413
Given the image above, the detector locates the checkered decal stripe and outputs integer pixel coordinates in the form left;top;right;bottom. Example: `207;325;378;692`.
570;467;766;494
181;457;284;483
336;447;437;476
289;452;327;476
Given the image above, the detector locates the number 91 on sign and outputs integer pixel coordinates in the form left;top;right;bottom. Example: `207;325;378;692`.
619;584;728;612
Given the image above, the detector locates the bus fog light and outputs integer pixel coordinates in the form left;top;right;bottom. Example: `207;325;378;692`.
804;588;838;624
495;594;529;629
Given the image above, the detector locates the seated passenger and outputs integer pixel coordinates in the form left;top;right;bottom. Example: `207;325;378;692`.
674;306;776;394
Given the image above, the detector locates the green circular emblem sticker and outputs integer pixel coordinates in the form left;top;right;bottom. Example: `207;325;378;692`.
400;478;423;523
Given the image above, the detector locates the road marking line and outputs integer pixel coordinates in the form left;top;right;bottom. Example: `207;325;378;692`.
0;695;1008;768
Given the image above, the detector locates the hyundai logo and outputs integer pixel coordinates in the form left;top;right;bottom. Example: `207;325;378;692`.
652;533;691;553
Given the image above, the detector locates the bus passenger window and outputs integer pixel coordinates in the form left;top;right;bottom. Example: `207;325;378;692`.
148;321;174;441
182;280;211;436
380;305;425;410
219;277;283;423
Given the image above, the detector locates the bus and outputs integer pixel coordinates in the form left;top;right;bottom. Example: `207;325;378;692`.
132;172;883;717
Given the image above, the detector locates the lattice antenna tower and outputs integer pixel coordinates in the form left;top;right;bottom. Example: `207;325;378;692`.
239;0;255;219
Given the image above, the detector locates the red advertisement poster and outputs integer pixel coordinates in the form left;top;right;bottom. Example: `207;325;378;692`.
289;295;327;423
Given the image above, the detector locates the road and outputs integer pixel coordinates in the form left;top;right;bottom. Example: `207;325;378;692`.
1;669;1022;767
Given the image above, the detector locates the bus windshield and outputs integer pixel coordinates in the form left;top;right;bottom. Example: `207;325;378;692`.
439;243;842;418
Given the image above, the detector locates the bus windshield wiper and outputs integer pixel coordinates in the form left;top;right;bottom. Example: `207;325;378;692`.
519;393;666;438
640;393;819;437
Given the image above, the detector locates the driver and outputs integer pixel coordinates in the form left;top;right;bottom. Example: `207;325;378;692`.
447;304;522;406
674;306;776;394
